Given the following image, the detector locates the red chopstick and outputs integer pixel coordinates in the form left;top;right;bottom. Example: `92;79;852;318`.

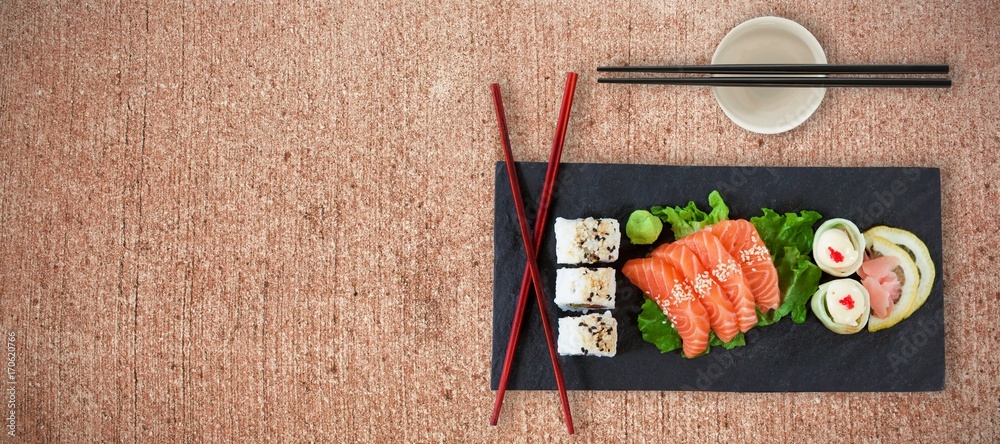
489;73;578;433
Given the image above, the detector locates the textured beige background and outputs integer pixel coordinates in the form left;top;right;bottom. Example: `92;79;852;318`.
1;1;998;442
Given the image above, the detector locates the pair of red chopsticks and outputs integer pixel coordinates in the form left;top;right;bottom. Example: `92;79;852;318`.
489;72;579;434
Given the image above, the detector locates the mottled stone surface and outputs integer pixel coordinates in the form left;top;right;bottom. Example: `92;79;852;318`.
0;1;997;441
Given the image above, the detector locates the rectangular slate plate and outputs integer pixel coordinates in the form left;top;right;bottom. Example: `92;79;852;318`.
491;162;944;392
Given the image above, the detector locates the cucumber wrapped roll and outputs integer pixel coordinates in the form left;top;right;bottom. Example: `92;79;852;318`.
810;279;870;334
812;218;865;277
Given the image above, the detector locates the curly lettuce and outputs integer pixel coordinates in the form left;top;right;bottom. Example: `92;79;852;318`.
651;190;729;240
637;297;682;353
751;209;824;325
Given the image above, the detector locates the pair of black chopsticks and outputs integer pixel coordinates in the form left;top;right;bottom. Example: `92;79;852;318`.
597;64;951;88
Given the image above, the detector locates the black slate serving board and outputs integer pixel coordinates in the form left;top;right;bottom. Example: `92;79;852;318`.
491;162;944;392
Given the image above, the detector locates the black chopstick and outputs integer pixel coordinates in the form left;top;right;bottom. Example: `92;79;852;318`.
597;64;949;75
597;77;952;88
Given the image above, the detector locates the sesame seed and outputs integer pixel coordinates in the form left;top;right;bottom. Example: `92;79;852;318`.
693;271;714;296
713;260;739;282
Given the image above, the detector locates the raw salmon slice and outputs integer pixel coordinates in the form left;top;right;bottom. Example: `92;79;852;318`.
677;230;758;332
711;219;781;311
622;257;711;358
652;243;740;342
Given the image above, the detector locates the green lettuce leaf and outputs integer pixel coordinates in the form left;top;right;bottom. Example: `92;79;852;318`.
637;297;682;353
756;247;823;325
751;209;824;325
651;190;729;240
709;331;746;350
751;208;822;262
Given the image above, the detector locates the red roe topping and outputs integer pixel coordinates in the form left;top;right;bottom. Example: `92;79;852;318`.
828;247;845;263
838;295;855;310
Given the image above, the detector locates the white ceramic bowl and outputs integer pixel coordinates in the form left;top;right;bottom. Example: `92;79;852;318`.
712;17;827;134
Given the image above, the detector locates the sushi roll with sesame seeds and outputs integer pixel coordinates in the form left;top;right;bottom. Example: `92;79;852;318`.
557;311;618;357
554;217;621;264
554;267;616;311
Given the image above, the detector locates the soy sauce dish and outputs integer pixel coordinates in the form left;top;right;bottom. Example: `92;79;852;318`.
712;16;827;134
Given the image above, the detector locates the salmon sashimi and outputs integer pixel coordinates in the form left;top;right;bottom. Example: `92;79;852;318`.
711;219;781;311
677;230;758;332
651;243;740;342
622;257;711;357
